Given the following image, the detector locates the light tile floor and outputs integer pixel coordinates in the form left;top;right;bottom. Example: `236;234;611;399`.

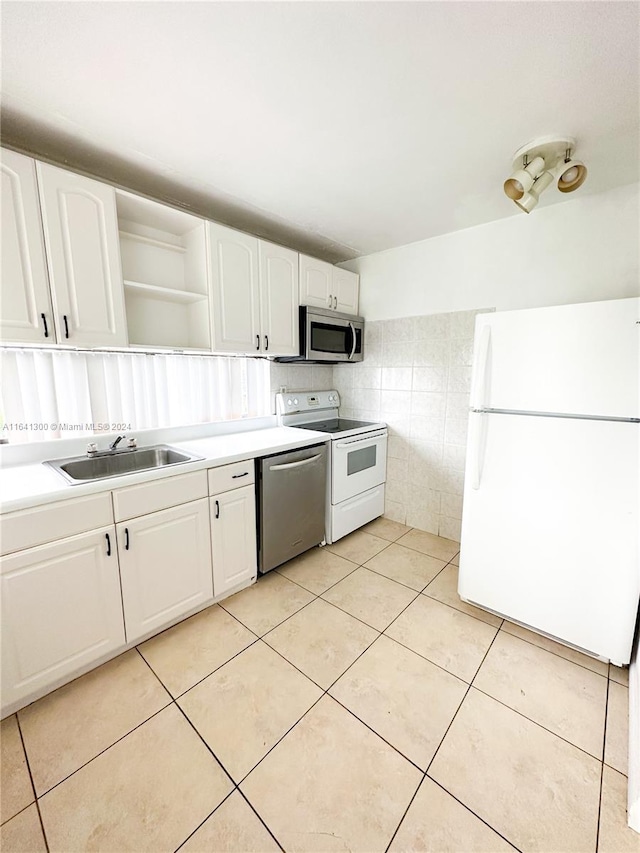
1;520;638;852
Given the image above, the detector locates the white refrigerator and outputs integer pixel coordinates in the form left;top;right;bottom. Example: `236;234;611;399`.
458;297;639;665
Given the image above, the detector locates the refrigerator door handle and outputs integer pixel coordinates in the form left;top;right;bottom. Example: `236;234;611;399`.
469;412;488;490
471;324;491;410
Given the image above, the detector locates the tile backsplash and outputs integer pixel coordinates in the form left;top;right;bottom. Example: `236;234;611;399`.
334;308;494;541
267;307;493;542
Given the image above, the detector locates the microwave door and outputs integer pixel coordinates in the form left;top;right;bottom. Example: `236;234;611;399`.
306;316;364;362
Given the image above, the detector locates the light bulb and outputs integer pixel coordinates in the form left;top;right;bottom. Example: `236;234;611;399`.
560;166;579;184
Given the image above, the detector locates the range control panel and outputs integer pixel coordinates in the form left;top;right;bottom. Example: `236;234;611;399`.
276;390;340;415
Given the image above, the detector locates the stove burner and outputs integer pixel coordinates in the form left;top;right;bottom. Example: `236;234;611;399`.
294;418;377;434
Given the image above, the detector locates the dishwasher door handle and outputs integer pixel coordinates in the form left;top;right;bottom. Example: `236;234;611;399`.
269;453;323;471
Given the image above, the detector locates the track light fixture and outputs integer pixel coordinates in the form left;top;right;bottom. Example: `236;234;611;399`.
504;136;588;214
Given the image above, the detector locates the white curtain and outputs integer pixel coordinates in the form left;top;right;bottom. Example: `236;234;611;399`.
0;350;271;443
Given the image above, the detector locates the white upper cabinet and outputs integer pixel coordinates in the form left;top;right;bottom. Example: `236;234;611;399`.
208;223;299;356
332;267;360;315
208;222;260;354
258;241;299;356
299;254;359;315
36;162;128;347
0;149;53;343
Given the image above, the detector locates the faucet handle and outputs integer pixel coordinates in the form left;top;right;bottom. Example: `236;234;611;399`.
127;437;137;448
87;443;98;456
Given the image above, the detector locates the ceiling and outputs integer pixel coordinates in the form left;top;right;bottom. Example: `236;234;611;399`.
1;1;638;262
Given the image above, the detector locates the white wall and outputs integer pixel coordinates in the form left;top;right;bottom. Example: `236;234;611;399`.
341;183;639;320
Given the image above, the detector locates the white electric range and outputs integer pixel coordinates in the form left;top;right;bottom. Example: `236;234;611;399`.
276;390;388;543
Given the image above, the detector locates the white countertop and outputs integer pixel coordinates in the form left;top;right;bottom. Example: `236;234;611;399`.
0;426;329;514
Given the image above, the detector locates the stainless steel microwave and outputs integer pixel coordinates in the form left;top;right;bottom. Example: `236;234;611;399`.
275;306;365;363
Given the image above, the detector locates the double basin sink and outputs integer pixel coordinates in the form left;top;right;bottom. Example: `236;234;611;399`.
45;445;203;485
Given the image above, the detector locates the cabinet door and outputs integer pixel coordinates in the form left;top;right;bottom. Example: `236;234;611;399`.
0;149;53;343
211;485;257;598
208;222;260;354
333;268;360;315
117;499;213;643
258;241;299;356
36;162;128;347
299;254;334;310
0;527;125;711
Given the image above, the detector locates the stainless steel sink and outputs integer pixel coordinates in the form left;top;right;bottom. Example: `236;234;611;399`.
44;445;203;485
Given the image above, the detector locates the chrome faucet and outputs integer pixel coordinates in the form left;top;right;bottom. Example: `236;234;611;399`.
109;435;126;451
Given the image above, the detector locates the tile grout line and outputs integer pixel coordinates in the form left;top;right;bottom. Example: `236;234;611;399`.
497;624;610;679
595;677;611;853
15;714;50;853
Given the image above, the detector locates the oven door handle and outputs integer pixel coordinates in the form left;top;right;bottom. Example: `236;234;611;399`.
269;453;323;471
348;321;357;360
335;430;387;448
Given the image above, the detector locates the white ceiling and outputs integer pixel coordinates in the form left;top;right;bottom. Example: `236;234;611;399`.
1;1;638;262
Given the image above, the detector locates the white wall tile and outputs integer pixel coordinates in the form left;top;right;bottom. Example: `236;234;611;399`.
447;366;472;392
363;340;383;366
408;482;440;512
411;392;446;419
387;435;409;460
413;314;449;340
383;414;411;437
386;478;408;505
444;417;469;446
356;367;382;389
353;387;381;413
382;340;414;367
384;499;406;524
445;393;470;419
312;365;334;390
406;507;439;535
449;339;474;366
412;367;447;392
440;492;463;520
381;367;412;391
443;443;467;471
381;389;412;416
439;516;462;542
365;321;383;346
410;416;445;444
387;457;408;481
448;310;479;339
287;364;314;391
414;340;449;367
439;467;465;495
384;317;414;342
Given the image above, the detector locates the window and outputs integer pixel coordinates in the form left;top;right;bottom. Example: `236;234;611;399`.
0;349;271;443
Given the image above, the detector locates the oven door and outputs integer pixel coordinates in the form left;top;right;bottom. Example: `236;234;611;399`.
332;430;387;504
305;311;364;362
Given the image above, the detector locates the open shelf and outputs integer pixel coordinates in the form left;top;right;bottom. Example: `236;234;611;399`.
116;190;211;350
123;280;207;304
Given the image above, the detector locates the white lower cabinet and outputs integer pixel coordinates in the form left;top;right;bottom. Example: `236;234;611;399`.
117;498;213;644
0;526;125;710
210;484;257;598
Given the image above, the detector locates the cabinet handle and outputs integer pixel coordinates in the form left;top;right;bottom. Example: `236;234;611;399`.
215;500;220;519
255;334;260;351
232;472;249;479
125;527;130;550
63;314;70;339
333;295;337;309
264;335;269;351
105;533;111;556
41;313;49;338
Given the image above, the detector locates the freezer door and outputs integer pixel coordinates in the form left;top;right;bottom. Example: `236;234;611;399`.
471;298;639;418
459;412;639;663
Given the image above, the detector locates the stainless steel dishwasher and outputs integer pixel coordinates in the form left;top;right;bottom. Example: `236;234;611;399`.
257;443;327;573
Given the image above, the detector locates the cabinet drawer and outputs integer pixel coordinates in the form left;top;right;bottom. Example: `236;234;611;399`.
0;493;113;556
208;460;255;495
113;470;207;522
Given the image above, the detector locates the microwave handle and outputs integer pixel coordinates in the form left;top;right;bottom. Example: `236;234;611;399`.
348;321;357;360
